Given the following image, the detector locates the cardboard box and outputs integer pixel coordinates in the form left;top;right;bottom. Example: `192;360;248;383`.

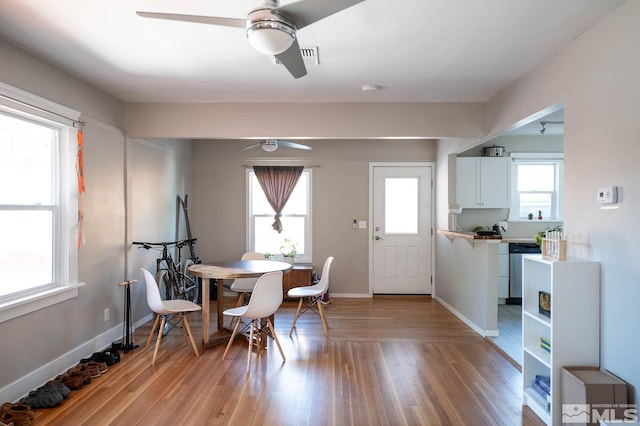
562;367;629;425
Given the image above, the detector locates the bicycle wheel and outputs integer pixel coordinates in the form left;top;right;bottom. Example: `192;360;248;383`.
180;259;200;304
155;270;172;335
155;270;172;300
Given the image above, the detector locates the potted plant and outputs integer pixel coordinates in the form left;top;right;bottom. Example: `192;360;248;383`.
280;238;297;265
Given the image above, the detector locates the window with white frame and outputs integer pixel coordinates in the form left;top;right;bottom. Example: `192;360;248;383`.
247;168;312;263
509;153;563;221
0;84;79;321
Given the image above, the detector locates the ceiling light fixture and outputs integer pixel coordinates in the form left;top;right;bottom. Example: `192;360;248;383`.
361;84;380;92
260;140;279;152
539;121;564;135
246;8;296;55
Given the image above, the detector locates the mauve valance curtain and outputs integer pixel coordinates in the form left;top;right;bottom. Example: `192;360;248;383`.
253;166;304;233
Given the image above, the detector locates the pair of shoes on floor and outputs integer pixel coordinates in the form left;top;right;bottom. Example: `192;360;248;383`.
75;360;107;376
80;348;120;367
19;380;70;409
1;402;34;426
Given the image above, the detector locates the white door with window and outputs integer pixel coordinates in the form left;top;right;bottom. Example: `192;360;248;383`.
371;164;433;294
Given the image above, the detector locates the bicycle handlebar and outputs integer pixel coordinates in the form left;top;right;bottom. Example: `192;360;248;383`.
132;238;197;249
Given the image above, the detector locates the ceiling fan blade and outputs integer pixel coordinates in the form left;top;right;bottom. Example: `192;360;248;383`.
275;38;307;79
276;140;312;150
277;0;366;30
136;11;246;28
242;143;263;151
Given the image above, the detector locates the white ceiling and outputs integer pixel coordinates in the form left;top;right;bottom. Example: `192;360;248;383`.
0;0;625;105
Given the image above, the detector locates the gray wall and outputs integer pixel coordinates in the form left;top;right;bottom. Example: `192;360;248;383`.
189;139;436;296
0;39;191;402
0;38;127;400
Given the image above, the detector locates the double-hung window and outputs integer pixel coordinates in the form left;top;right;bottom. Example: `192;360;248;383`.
509;153;563;221
0;83;80;321
247;168;312;263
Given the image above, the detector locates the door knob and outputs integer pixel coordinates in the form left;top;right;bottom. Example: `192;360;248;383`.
375;236;383;240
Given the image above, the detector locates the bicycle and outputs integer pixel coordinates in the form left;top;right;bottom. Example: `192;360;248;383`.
132;239;200;304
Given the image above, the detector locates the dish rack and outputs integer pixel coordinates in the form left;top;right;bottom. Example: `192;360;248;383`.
541;230;566;261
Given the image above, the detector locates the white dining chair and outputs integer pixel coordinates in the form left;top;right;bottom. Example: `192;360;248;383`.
141;268;201;365
288;256;333;338
222;271;285;373
229;252;267;306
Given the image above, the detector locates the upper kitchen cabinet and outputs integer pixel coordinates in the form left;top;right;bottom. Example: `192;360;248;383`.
456;157;509;208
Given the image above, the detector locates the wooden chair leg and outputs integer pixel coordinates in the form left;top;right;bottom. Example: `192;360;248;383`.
222;317;243;360
182;315;200;357
152;316;166;365
235;292;244;307
178;313;191;346
146;314;160;350
289;298;304;336
267;318;286;362
317;299;329;338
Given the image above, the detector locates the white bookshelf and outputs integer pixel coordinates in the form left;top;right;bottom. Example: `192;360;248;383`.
521;254;600;425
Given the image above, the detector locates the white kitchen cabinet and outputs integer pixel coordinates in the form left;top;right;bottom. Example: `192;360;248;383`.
456;157;509;208
497;243;509;300
521;255;600;425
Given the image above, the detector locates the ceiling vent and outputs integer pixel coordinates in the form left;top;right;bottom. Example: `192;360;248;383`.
274;46;319;66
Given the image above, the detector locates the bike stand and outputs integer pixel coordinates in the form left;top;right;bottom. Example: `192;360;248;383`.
119;279;140;353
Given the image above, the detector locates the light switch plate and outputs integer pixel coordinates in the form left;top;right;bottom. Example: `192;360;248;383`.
358;221;367;229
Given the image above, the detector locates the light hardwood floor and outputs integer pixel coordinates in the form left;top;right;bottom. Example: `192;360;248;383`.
32;296;545;425
488;304;523;367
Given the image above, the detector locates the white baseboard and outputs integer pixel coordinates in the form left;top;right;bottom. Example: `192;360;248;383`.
328;293;372;298
433;296;498;337
0;314;152;404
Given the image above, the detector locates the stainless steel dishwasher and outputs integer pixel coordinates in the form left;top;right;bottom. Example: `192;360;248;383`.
507;242;541;304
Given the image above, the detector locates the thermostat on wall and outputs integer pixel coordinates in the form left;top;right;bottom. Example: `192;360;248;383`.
597;186;618;204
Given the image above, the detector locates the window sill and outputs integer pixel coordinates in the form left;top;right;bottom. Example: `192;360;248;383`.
508;219;563;223
0;282;85;323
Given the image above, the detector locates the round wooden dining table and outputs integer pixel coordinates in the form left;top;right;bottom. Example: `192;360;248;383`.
188;260;292;347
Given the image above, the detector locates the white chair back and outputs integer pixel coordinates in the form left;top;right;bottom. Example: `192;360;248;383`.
231;252;267;290
311;256;333;294
241;252;267;261
141;268;168;314
242;271;283;319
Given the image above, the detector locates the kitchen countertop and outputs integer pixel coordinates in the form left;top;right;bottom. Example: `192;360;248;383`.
501;237;536;243
437;230;501;240
437;230;536;243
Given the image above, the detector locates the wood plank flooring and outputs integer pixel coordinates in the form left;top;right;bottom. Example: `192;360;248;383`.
31;296;545;425
487;304;523;368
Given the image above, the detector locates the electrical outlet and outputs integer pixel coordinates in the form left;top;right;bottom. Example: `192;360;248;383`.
499;221;508;232
104;308;109;322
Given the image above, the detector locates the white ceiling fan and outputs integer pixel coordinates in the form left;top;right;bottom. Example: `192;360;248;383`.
243;139;312;152
137;0;366;79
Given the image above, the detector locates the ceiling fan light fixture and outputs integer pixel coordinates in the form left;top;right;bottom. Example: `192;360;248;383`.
246;20;296;56
361;84;380;92
260;140;279;152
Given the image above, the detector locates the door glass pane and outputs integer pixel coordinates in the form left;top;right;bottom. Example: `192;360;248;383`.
385;177;418;234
